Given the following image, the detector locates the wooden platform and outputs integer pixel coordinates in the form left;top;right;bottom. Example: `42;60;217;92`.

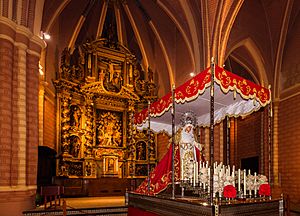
53;177;131;197
128;193;284;216
23;196;127;216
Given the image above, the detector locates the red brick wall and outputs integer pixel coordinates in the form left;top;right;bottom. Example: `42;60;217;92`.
26;54;39;185
236;111;262;169
279;94;300;205
156;132;170;162
0;39;13;186
11;42;19;186
43;97;56;150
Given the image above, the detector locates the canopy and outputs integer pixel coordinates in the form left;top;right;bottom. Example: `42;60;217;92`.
134;65;271;196
134;65;271;133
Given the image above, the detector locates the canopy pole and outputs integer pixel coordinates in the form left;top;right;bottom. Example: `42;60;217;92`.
268;101;273;185
210;58;215;207
147;100;151;194
171;84;176;199
226;116;230;165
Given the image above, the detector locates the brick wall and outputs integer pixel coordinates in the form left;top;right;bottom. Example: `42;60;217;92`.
236;111;262;169
0;39;13;186
26;54;39;185
0;19;43;214
279;94;300;205
43;97;56;150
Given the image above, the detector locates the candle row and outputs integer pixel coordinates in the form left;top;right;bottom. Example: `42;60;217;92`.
180;161;268;198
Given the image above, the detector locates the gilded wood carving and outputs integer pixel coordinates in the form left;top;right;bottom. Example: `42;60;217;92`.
54;38;157;179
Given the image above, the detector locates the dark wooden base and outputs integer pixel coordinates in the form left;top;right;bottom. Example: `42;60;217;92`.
53;177;131;197
128;193;283;216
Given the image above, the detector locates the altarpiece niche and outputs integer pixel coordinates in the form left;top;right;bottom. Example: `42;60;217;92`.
54;38;158;180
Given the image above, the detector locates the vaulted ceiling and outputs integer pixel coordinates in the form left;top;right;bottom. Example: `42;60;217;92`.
40;0;300;98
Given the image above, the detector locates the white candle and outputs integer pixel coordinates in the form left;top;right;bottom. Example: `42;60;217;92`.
208;167;210;191
195;162;199;184
244;169;246;197
238;169;241;192
181;159;184;180
232;166;235;187
254;172;257;197
193;163;196;187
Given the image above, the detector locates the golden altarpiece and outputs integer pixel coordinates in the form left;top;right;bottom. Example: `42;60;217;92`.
54;38;157;187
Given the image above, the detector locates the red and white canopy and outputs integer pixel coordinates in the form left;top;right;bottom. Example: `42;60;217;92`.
134;65;271;134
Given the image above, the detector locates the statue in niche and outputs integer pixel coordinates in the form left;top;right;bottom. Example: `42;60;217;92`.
70;106;81;128
69;135;81;158
136;141;146;160
108;158;115;173
148;66;154;83
86;162;92;176
103;61;123;92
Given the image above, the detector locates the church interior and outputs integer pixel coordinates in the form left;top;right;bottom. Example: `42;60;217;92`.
0;0;300;215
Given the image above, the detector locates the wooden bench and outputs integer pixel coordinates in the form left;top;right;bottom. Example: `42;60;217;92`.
40;186;64;209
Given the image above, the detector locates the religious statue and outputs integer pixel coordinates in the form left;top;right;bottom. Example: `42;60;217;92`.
179;112;203;180
70;106;81;128
70;135;81;158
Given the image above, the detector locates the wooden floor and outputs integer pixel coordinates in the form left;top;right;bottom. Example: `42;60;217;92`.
35;196;125;210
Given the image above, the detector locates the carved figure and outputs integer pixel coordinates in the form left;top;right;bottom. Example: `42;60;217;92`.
179;112;203;180
71;106;81;128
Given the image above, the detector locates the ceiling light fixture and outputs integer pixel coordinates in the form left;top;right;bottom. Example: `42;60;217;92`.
40;31;51;40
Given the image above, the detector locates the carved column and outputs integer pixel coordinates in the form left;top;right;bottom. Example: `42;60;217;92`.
127;100;136;161
61;95;71;156
84;95;94;158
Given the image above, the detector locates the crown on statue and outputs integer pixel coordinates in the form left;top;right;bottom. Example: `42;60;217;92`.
180;111;197;127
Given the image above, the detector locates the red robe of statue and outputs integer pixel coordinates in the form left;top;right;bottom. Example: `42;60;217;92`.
135;143;203;195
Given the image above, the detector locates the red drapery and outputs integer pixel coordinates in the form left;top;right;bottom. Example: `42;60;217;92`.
135;143;202;195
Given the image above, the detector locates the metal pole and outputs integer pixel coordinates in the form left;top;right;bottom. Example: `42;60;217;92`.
171;84;176;199
147;100;151;194
210;58;215;207
226;116;230;165
268;102;273;184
